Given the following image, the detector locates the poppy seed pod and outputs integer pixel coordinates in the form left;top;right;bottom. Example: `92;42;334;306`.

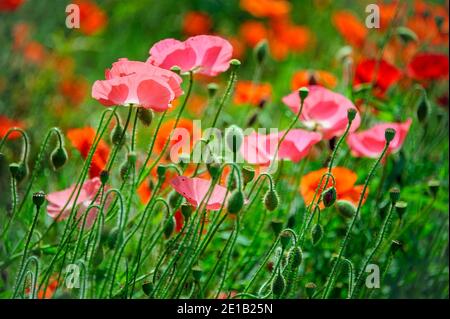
170;65;181;74
50;147;68;170
32;191;46;208
272;271;286;298
264;189;279;211
336;200;356;218
395;201;408;219
156;165;167;180
298;87;309;101
137;108;153;126
119;159;130;181
384;128;396;143
271;219;283;236
288;246;303;268
280;230;291;249
207;83;219;98
305;282;317;299
389;187;400;204
227;189;244;214
254;39;269;65
225;125;244;155
230;59;241;69
311;224;323;246
322;187;337;207
142;282;154;297
347;108;357;122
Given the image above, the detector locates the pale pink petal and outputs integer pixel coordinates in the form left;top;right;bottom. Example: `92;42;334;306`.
148;38;197;73
136;77;175;112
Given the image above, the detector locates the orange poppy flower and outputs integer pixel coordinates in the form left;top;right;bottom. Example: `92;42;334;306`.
12;22;30;51
270;19;311;52
154;118;198;160
23;41;47;65
182;11;212;36
67;127;110;178
25;278;58;299
59;76;88;106
332;10;367;48
0;115;25;140
240;0;290;19
234;80;272;106
75;0;107;36
291;70;338;90
239;21;268;48
300;167;367;208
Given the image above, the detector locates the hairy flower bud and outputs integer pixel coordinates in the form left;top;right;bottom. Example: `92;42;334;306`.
336;200;356;218
163;215;175;239
322;187;336;207
50;147;68;170
288;246;303;268
264;189;279;211
168;190;182;209
227;190;244;214
311;224;323;246
111;123;124;146
181;203;192;221
137;108;153;126
272;271;286;298
254;39;269;65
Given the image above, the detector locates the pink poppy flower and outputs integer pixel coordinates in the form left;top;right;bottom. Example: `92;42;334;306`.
241;129;322;165
347;119;412;158
147;35;233;76
92;58;183;112
170;176;228;210
282;85;361;139
46;177;103;229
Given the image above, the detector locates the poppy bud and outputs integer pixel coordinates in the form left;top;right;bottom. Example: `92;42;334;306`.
119;159;130;180
137;108;153;126
322;187;336;207
298;87;309;102
389;187;400;204
100;170;109;185
396;26;418;44
311;224;323;246
9;162;27;183
107;227;120;249
192;266;203;281
264;189;279;211
163;215;175;239
288;246;303;268
168;190;182;209
384;128;396;143
279;230;291;249
427;180;440;198
395;201;407;219
142;282;154;297
181;203;192;221
111;123;124;146
206;162;221;180
32;191;46;208
225;125;244;155
336;200;356;218
272;271;286;298
347;108;357;122
50;147;68;170
227;190;244;214
230;59;241;69
287;212;297;229
242;166;255;185
254;39;269;65
271;219;283;236
305;282;317;299
207;83;219;98
156;165;167;180
417;92;430;123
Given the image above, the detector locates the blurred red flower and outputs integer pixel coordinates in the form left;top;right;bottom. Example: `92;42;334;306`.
240;0;290;19
332;10;367;48
75;0;107;36
182;11;212;36
354;59;402;96
0;116;25;140
407;53;449;81
59;76;88;106
291;70;337;90
0;0;24;11
67;127;110;178
23;41;47;65
234;81;272;106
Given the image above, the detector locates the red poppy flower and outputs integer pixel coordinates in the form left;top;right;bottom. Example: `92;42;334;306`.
182;11;212;36
407;53;449;81
0;0;25;11
59;76;88;106
332;11;367;48
75;0;107;36
0;115;25;140
67;127;110;178
354;59;402;96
